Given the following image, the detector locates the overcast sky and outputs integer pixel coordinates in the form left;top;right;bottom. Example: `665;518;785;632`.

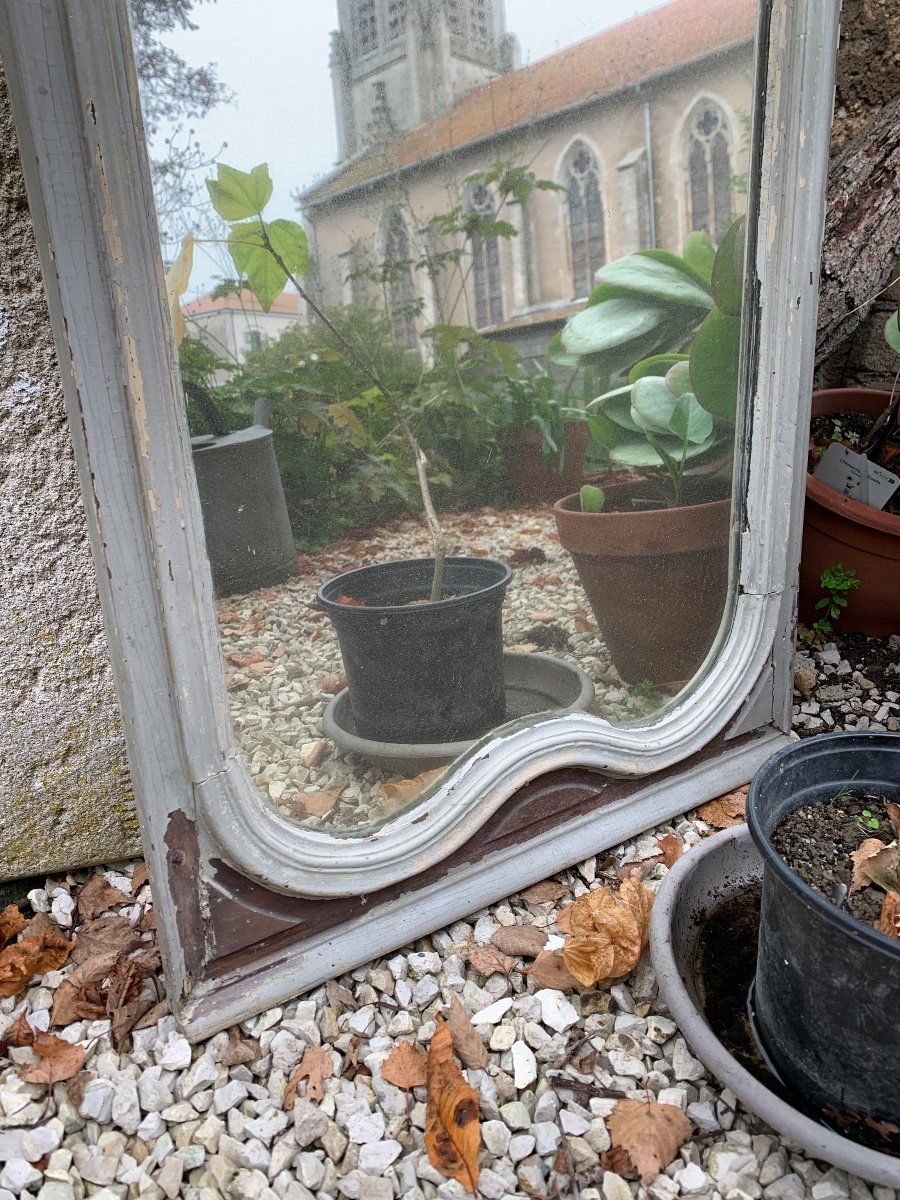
158;0;667;294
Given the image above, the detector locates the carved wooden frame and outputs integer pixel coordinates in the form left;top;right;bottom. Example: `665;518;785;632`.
0;0;839;1035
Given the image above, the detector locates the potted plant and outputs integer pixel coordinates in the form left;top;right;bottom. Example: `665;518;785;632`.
745;731;900;1155
799;316;900;633
550;221;744;683
205;163;515;744
482;359;590;504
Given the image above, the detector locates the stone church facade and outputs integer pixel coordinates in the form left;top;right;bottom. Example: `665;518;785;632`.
301;0;755;356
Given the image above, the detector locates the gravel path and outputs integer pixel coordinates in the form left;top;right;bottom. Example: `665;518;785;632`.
1;595;898;1200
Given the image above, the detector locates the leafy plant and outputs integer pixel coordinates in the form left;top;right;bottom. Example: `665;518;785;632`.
812;562;861;636
558;219;745;506
479;357;587;471
579;484;606;513
859;809;881;832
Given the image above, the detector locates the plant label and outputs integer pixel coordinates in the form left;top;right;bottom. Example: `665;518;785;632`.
813;442;900;510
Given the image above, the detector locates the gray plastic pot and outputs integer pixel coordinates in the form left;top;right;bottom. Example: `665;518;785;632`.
650;824;900;1187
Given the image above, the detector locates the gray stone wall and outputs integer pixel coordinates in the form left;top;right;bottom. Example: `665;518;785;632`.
0;59;140;881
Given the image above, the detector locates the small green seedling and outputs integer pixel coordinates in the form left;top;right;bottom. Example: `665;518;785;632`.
812;562;861;636
580;484;606;513
858;808;881;831
631;678;660;701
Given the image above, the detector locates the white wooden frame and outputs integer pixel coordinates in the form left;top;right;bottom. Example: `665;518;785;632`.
0;0;838;1030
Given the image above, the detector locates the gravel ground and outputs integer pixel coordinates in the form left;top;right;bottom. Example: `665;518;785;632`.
2;548;898;1200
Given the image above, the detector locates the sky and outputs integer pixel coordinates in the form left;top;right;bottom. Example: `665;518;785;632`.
157;0;667;294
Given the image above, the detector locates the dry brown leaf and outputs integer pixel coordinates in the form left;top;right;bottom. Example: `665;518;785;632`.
878;891;900;940
133;999;171;1031
379;768;445;806
77;875;129;920
561;882;654;987
18;1032;85;1087
886;801;900;839
299;789;343;818
446;994;487;1069
697;788;747;829
527;950;581;991
0;924;74;999
382;1040;428;1089
466;938;517;977
0;905;26;948
424;1020;480;1192
290;1045;335;1103
131;863;149;895
600;1145;636;1177
656;835;685;868
221;1026;261;1067
5;1011;35;1047
51;980;107;1026
556;906;574;934
490;926;547;958
607;1098;692;1184
70;916;141;971
619;878;655;949
520;881;569;905
850;838;897;893
111;999;155;1048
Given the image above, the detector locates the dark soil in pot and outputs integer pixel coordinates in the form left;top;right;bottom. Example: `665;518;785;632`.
771;788;897;930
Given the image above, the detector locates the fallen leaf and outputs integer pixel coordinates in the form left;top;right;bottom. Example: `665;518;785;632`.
51;981;106;1026
131;863;150;895
490;926;547;958
656;835;684;868
77;875;129;920
133;999;171;1030
697;787;748;829
556;906;574;934
607;1099;692;1184
527;950;581;990
0;926;74;999
379;768;445;806
298;789;343;818
561;881;654;987
850;838;898;893
878;891;900;939
508;546;547;566
5;1011;35;1047
289;1045;335;1103
886;801;900;838
221;1026;261;1067
520;881;569;904
18;1033;85;1087
111;998;155;1048
0;905;26;948
342;1034;362;1078
336;593;366;606
466;939;517;977
446;995;487;1069
600;1145;637;1177
424;1020;480;1192
382;1040;428;1089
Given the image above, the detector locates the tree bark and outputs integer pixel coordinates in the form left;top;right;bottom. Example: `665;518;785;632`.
815;93;900;368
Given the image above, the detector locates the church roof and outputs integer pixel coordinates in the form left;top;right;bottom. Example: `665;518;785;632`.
303;0;755;207
182;290;301;317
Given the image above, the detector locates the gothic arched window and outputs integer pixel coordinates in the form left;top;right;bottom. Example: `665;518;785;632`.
354;0;379;55
384;212;418;348
467;183;503;329
564;141;605;298
686;101;734;241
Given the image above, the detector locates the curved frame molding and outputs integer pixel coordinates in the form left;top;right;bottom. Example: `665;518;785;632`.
0;0;839;899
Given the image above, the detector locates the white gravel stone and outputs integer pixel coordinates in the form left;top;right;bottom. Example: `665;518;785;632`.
481;1121;511;1157
672;1038;705;1081
158;1033;192;1071
511;1041;537;1089
534;989;579;1033
470;998;513;1025
674;1163;712;1194
347;1111;386;1145
508;1134;535;1163
602;1172;633;1200
499;1101;531;1131
358;1140;403;1174
0;1160;42;1194
532;1121;560;1156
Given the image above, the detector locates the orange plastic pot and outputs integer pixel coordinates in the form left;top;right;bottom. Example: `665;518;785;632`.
553;480;731;684
800;389;900;636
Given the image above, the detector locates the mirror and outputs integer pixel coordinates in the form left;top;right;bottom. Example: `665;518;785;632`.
137;0;758;838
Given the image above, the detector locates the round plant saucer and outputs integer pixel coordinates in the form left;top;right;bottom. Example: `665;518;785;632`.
322;650;594;774
650;824;900;1186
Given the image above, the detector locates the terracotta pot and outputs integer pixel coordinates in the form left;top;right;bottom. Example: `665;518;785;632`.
800;389;900;635
499;420;589;504
553;480;731;683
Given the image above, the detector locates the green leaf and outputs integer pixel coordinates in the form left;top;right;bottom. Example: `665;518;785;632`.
207;163;273;221
591;389;643;432
597;253;713;309
580;484;606;512
227;219;308;311
885;310;900;355
664;360;693;397
609;434;714;467
631;375;679;435
561;298;670;356
627;354;690;384
689;309;742;422
710;217;745;316
681;232;717;285
668;392;714;444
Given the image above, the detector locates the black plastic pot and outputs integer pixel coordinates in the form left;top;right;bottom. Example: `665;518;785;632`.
747;732;900;1154
317;557;512;745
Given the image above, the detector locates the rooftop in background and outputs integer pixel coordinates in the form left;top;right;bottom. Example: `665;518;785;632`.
182;290;301;317
303;0;756;206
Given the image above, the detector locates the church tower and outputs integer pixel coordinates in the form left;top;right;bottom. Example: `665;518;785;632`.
330;0;519;162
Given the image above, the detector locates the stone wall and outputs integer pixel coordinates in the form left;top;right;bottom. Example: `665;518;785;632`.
0;60;140;881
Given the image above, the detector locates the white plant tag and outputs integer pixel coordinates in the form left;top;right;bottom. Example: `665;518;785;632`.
813;442;900;510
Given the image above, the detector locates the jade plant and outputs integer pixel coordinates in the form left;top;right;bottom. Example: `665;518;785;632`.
557;219;745;507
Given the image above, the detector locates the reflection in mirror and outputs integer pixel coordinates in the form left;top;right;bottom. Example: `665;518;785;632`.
138;0;757;837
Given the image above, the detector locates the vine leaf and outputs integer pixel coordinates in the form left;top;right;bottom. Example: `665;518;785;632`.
424;1020;480;1192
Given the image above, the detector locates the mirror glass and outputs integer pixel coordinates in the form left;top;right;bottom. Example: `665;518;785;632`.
136;0;758;838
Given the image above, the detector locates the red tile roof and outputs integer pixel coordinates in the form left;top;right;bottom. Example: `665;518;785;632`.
182;289;300;317
303;0;755;206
